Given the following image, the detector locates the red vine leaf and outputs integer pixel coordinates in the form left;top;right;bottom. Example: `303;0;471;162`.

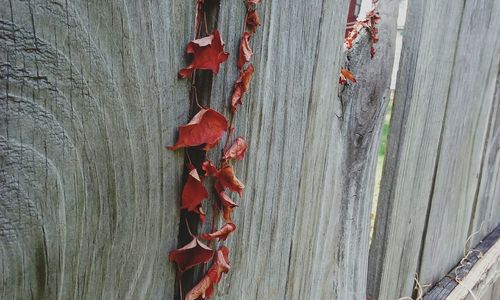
203;137;222;151
246;10;261;33
202;160;219;177
201;223;237;241
344;7;381;59
185;247;230;300
168;109;228;150
182;165;209;211
168;237;214;273
179;30;230;78
217;191;238;222
202;161;245;197
340;67;357;84
237;32;253;69
218;165;245;197
231;64;254;112
223;137;248;161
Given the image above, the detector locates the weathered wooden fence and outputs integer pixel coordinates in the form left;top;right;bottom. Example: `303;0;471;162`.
0;0;498;299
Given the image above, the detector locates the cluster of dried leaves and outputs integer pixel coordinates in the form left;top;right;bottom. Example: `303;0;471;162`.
340;1;381;85
168;1;261;299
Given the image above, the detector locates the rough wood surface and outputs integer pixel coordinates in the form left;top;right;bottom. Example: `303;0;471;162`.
418;0;500;287
368;0;500;299
469;74;500;247
0;1;194;298
180;0;397;299
368;0;466;298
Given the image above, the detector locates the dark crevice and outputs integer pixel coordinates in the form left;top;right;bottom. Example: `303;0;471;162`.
173;1;222;299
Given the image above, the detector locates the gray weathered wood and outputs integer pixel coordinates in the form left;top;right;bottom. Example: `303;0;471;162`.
0;0;193;298
180;0;397;299
418;0;500;287
368;0;466;298
469;74;500;247
368;0;500;299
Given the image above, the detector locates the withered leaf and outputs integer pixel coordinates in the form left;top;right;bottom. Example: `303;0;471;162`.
168;109;228;150
185;247;230;300
237;32;253;69
231;64;254;112
246;10;261;33
201;223;237;241
340;67;357;84
182;164;209;211
179;30;229;78
223;137;248;161
169;237;213;273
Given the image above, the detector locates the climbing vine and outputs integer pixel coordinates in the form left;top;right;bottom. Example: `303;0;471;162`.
167;0;261;299
340;1;381;85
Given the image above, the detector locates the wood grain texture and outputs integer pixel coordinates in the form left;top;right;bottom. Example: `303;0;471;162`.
176;0;395;299
368;0;466;298
418;0;500;287
469;74;500;247
368;0;500;299
0;0;194;298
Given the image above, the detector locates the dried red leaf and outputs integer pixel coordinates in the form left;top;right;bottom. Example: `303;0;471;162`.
245;0;261;5
201;223;237;241
185;247;230;300
203;137;221;151
168;109;228;150
218;165;245;196
237;32;253;69
246;10;261;33
231;64;254;112
340;67;357;84
179;30;229;78
223;137;248;161
202;160;219;177
169;237;213;273
182;165;209;211
223;205;236;222
218;191;238;208
344;7;381;58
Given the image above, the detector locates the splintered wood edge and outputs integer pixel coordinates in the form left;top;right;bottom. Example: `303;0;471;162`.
445;236;500;299
423;224;500;299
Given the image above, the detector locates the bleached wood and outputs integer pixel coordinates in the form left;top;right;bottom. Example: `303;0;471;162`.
368;0;500;299
418;0;500;287
0;1;194;298
190;0;397;299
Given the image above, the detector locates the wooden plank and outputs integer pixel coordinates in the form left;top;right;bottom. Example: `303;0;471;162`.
182;0;397;298
423;224;500;299
418;0;500;287
367;0;468;298
0;0;193;298
469;74;500;247
198;0;350;298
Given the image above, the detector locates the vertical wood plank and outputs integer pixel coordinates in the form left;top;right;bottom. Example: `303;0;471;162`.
0;0;193;298
418;0;500;286
368;0;470;298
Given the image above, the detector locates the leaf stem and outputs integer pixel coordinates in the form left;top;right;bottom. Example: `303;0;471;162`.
185;217;195;238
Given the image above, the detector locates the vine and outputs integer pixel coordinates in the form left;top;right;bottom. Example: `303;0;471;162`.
340;0;381;85
167;0;261;299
